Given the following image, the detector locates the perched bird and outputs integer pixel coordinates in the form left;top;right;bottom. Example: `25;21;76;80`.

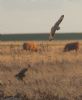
15;64;31;81
49;15;64;41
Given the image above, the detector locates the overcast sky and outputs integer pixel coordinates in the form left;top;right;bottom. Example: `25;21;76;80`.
0;0;82;33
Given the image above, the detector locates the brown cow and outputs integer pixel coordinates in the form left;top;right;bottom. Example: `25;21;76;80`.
23;41;38;52
63;42;79;52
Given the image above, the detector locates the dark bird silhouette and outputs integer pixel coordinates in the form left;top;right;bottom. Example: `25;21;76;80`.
49;15;64;41
15;64;31;81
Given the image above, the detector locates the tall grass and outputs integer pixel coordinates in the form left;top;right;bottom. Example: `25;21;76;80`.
0;40;82;100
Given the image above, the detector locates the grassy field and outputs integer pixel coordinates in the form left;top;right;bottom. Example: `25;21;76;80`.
0;40;82;100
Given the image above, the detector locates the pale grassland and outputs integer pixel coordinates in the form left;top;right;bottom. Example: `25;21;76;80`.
0;40;82;100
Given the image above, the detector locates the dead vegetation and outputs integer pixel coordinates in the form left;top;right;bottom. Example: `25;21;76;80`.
0;40;82;100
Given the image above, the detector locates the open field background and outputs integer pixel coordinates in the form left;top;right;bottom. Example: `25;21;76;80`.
0;40;82;100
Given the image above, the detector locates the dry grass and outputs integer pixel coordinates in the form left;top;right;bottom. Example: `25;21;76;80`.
0;40;82;100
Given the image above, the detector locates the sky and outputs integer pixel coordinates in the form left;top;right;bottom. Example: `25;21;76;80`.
0;0;82;34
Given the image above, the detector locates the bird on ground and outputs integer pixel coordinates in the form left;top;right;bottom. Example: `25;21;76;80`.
15;64;31;81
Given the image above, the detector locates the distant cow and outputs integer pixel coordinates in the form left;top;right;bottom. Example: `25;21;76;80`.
23;42;38;52
63;42;79;52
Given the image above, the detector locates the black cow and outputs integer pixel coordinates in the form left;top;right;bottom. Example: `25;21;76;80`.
64;42;79;52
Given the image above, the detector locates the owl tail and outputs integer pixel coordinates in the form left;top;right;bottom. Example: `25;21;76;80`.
49;34;54;41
